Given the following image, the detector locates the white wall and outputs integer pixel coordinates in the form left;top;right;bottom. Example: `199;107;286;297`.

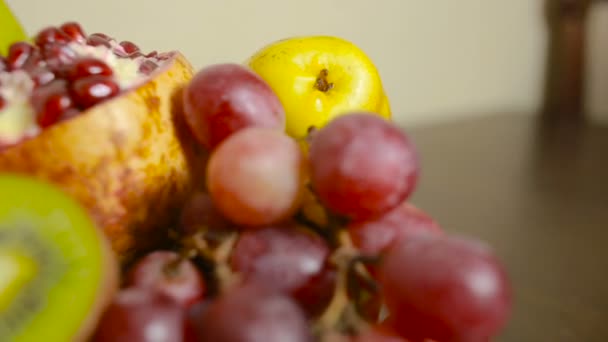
7;0;608;126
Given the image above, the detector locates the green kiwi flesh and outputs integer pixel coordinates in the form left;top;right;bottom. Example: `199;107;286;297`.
0;173;118;342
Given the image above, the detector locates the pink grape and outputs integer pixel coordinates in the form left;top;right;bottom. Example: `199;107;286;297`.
230;225;335;316
189;284;313;342
309;112;419;220
125;251;206;308
349;201;443;257
93;288;187;342
378;235;512;342
182;63;285;150
206;127;306;227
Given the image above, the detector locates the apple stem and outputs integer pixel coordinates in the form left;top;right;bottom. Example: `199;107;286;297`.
315;69;334;92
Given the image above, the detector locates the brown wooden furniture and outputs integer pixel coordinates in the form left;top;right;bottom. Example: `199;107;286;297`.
404;1;608;340
408;114;608;341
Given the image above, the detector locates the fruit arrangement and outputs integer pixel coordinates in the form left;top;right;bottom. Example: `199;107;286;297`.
0;20;512;342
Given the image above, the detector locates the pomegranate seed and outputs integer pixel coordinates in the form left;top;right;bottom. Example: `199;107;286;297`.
0;96;5;111
119;41;140;54
43;44;77;73
145;51;158;58
58;108;80;122
91;33;111;40
59;22;87;43
31;80;75;128
87;34;111;48
35;27;71;48
139;60;158;75
29;67;56;87
127;51;144;59
112;49;129;58
156;53;172;61
0;56;6;72
6;42;40;70
67;58;113;81
71;76;120;109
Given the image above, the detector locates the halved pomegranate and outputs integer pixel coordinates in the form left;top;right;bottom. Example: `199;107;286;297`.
0;22;201;263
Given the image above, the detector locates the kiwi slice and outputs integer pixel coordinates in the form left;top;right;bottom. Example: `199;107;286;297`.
0;173;118;342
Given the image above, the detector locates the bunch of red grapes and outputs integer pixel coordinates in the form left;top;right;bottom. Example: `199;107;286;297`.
93;63;512;342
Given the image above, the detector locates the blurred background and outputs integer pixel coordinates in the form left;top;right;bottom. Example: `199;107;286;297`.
7;0;608;127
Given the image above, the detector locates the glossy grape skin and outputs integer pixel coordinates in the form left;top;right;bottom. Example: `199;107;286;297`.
230;225;335;316
125;251;206;308
93;288;187;342
349;202;443;257
189;284;313;342
206;127;306;227
378;235;512;342
182;63;285;150
178;191;231;235
309;112;419;220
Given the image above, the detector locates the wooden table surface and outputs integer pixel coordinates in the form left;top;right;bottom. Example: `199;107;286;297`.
406;113;608;342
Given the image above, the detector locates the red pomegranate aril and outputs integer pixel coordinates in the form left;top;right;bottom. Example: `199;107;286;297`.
59;22;87;42
35;27;71;48
6;42;39;70
139;60;158;75
0;97;5;111
87;34;111;48
146;51;158;58
31;80;75;128
43;44;77;73
71;76;120;109
91;32;111;40
0;56;7;72
28;67;56;87
67;58;113;81
127;51;144;59
120;41;140;54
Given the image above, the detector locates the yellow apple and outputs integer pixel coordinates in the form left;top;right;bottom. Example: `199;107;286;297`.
378;90;392;119
246;36;388;140
0;1;28;55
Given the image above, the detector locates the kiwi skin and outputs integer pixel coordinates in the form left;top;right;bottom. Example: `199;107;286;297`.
73;223;119;342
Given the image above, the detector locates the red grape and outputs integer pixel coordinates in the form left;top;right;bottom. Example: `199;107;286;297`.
309;112;419;220
126;251;206;308
349;202;442;257
230;225;334;316
378;235;512;342
206;127;306;227
93;288;187;342
189;283;312;342
178;191;231;235
182;63;285;150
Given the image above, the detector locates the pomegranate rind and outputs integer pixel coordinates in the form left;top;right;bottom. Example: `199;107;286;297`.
0;53;199;263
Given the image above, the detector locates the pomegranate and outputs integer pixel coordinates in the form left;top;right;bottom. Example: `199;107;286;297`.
0;22;201;263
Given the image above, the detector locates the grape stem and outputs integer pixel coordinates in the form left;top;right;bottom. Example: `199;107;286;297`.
294;210;336;246
314;231;370;338
178;227;240;295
